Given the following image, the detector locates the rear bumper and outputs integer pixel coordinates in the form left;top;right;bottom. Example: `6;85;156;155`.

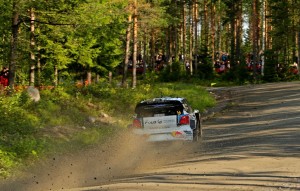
132;125;193;142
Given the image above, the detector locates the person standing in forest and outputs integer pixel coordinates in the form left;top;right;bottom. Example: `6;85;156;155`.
0;67;9;87
185;60;190;74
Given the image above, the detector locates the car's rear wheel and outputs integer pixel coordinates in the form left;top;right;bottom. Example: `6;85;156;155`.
193;117;202;142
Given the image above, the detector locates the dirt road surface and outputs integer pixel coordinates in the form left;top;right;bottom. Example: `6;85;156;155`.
1;82;300;191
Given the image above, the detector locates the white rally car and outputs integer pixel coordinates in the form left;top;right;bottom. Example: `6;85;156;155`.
130;97;202;142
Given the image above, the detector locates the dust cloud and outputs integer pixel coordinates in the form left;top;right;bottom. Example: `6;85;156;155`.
0;130;197;191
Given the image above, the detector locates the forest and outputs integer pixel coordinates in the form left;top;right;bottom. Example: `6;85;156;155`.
1;0;300;90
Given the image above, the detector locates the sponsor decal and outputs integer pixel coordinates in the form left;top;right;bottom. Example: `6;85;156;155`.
144;119;163;125
143;115;177;129
171;131;186;138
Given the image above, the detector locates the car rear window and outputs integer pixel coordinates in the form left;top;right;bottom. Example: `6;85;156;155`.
135;100;183;117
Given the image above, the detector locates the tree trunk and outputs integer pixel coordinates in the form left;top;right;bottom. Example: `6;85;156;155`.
96;74;100;83
174;0;179;60
182;0;186;62
108;71;112;84
174;24;179;61
194;0;198;71
235;0;242;64
261;0;266;75
265;0;272;50
132;0;138;88
200;0;209;61
168;26;173;71
229;2;236;68
203;0;209;50
54;65;58;86
143;33;147;74
150;30;155;70
87;70;92;85
37;46;41;86
298;31;300;75
30;8;35;86
217;0;221;53
8;1;19;93
189;1;193;75
252;0;259;79
210;2;216;65
122;14;132;87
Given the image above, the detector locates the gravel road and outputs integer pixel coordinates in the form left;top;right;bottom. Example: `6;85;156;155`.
1;82;300;191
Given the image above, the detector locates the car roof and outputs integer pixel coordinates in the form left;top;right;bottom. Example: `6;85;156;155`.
139;97;185;104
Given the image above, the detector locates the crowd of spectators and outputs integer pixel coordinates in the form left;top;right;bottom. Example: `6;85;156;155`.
214;52;230;74
214;52;263;74
214;52;299;76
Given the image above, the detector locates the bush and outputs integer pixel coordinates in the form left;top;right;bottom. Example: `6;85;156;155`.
195;63;214;80
0;149;18;178
0;95;39;136
263;50;279;82
159;61;184;82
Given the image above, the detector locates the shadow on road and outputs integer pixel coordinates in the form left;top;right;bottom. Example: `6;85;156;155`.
201;82;300;159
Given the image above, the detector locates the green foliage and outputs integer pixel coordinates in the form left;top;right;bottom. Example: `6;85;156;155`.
144;71;160;84
195;63;214;80
0;95;39;136
158;61;184;82
216;61;252;85
0;1;11;66
36;88;90;127
0;149;18;178
0;92;42;177
269;1;291;52
235;63;252;84
9;136;45;159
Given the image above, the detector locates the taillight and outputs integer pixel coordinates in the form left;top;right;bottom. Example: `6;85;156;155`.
133;119;142;128
179;115;190;125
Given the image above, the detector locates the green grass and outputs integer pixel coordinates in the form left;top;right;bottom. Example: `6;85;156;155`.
0;81;216;178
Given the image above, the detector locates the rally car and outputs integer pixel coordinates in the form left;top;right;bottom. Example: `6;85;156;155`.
130;97;202;142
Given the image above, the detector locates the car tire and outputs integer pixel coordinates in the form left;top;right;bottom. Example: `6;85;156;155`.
193;117;202;142
193;113;203;142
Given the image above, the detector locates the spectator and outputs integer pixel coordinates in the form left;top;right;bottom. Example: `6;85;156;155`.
185;61;190;73
0;67;9;87
221;53;227;62
220;62;226;73
214;59;221;73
